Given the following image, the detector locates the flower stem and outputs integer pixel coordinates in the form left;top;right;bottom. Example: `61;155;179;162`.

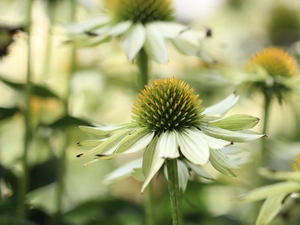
145;181;154;225
166;159;183;225
137;48;154;225
137;48;149;90
53;1;76;224
17;0;33;218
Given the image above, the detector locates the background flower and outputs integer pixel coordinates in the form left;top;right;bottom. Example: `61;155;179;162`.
66;0;210;63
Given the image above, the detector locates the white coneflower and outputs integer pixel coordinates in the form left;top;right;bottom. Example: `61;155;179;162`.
66;0;210;63
77;77;264;192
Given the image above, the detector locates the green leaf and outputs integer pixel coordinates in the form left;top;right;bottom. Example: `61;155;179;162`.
256;193;287;225
208;114;260;131
0;77;60;99
0;107;19;120
44;115;91;128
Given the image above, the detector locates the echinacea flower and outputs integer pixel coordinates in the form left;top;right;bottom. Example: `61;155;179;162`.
241;46;300;103
77;78;264;192
66;0;210;63
235;154;300;225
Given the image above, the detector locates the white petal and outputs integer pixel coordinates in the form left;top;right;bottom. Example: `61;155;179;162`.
177;129;209;165
144;23;168;63
124;132;155;154
120;23;146;60
201;132;232;149
169;30;202;56
201;125;266;142
256;193;287;225
235;182;300;202
65;16;111;35
177;160;189;192
102;159;142;185
210;148;239;177
78;123;128;136
152;21;188;38
157;131;179;159
185;160;215;180
115;128;154;153
76;129;131;158
90;24;112;35
141;136;164;193
259;168;300;182
106;21;132;36
203;93;239;118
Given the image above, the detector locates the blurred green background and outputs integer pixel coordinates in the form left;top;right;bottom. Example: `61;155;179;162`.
1;0;300;224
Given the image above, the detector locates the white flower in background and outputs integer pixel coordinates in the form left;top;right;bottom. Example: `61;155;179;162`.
235;154;300;225
66;0;211;63
77;78;265;192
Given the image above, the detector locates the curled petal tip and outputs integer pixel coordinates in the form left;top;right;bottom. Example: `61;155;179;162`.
77;142;81;146
76;153;84;158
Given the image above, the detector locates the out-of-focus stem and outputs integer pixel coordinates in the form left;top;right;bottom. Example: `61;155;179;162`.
17;0;34;218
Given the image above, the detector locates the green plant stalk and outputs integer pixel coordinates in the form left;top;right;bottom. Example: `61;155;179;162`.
54;0;77;223
145;181;154;225
137;49;154;225
137;48;149;90
166;159;183;225
17;0;34;218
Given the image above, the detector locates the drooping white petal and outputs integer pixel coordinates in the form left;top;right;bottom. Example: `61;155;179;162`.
163;160;189;192
115;128;154;154
102;159;142;185
259;168;300;182
235;182;300;202
185;160;215;180
106;21;132;36
201;132;232;149
64;16;111;35
201;125;266;142
157;131;179;159
90;24;112;35
141;136;164;193
151;21;188;38
177;129;209;165
78;123;129;136
144;23;169;63
120;23;146;60
210;148;239;177
169;29;202;56
256;193;287;225
208;114;260;131
77;140;103;147
177;160;189;192
76;129;132;158
203;93;239;118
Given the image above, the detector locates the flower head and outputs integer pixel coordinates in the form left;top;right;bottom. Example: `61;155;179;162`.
77;78;264;192
66;0;210;63
241;46;300;103
245;47;299;78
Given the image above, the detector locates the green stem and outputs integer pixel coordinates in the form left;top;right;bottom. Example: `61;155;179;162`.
17;0;34;218
136;48;154;225
53;1;76;224
137;48;149;90
166;159;183;225
145;181;154;225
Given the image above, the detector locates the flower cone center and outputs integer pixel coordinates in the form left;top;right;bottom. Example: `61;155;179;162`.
245;46;299;77
132;78;204;133
106;0;175;24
